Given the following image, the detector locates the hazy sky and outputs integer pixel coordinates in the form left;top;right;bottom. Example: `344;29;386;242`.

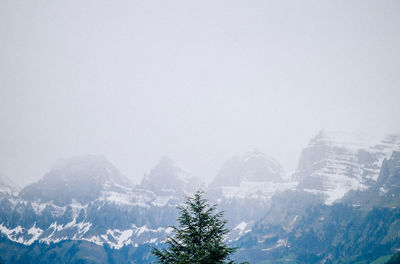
1;0;400;187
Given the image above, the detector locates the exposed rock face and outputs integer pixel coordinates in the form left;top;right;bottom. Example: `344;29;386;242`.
234;150;400;264
350;150;400;208
378;151;400;189
0;155;202;250
208;150;296;231
2;132;400;264
294;131;400;204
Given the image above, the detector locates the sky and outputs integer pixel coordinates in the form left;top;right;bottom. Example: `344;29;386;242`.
1;0;400;187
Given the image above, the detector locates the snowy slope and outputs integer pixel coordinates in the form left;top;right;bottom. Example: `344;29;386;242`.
0;155;202;248
207;150;297;240
295;131;400;204
19;155;133;206
3;132;398;250
210;150;296;201
0;220;174;249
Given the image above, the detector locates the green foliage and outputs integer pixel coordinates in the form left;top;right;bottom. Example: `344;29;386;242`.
152;190;247;264
386;252;400;264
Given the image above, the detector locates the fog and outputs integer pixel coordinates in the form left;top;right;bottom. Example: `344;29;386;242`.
1;0;400;186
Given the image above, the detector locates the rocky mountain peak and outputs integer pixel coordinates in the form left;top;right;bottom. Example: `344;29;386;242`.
19;155;132;205
295;131;400;204
211;150;284;188
242;150;284;182
140;156;201;195
378;151;400;188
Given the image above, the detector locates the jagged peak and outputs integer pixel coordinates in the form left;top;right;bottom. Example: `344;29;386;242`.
295;131;400;204
377;151;400;187
20;155;132;205
47;155;130;185
309;130;400;152
140;156;201;194
210;150;285;188
242;149;284;179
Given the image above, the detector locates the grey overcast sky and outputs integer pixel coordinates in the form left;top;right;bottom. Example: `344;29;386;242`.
1;0;400;187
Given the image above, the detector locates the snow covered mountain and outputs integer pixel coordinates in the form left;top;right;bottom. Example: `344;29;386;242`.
234;150;400;264
140;156;202;204
0;155;201;249
0;151;293;249
210;150;295;201
1;131;400;263
211;150;284;187
20;155;133;206
294;131;400;204
342;150;400;209
207;150;296;237
378;151;400;190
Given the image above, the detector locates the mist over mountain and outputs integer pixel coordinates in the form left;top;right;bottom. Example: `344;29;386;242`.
235;150;400;264
211;150;285;188
294;131;400;204
2;0;400;262
0;172;20;197
20;155;132;206
1;131;400;263
140;156;202;196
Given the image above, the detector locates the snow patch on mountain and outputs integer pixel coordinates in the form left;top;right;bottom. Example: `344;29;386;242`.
225;221;252;243
0;223;43;245
27;223;43;244
210;150;295;200
211;150;286;189
221;181;297;201
233;221;251;237
0;220;171;249
81;224;171;249
19;155;134;206
296;131;400;204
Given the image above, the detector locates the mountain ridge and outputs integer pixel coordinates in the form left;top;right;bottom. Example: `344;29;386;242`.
1;131;400;263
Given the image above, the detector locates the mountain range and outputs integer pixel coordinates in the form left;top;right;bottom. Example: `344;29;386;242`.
0;131;399;263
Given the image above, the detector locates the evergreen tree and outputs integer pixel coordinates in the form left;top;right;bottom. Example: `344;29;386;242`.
152;190;247;264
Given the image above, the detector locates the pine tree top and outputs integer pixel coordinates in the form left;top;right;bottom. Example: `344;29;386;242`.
152;190;248;264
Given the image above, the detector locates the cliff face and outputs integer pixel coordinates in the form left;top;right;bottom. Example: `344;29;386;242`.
0;156;201;249
234;151;400;264
1;132;400;264
294;131;400;204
